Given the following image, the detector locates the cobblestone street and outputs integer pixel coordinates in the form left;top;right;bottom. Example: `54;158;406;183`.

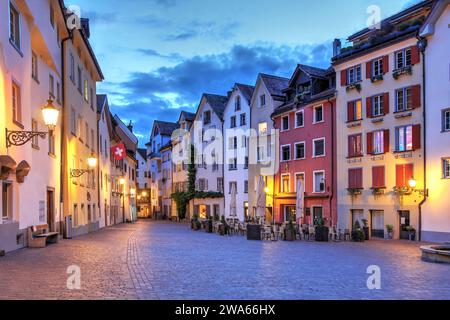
0;220;449;300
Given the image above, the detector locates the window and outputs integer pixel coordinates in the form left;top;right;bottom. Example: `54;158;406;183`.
348;134;362;158
77;115;83;140
90;88;94;109
229;182;237;194
281;115;289;131
281;145;291;162
372;166;385;188
395;125;420;152
229;158;237;171
313;138;325;157
49;75;55;97
372;95;384;117
281;174;290;193
244;180;249;193
85;123;89;147
313;171;325;193
203;110;211;125
84;79;89;101
240;113;246;126
9;2;21;50
48;133;55;156
348;100;362;122
50;5;55;28
69;53;75;82
258;122;268;135
443;159;450;179
241;136;248;148
396;164;414;187
71;108;76;135
295;142;305;160
217;178;223;193
371;130;386;155
12;81;21;124
396;88;412;112
347;65;361;84
348;168;363;189
32;52;38;81
230;116;236;128
295;110;304;128
235;96;241;111
244;156;249;169
32;119;39;148
91;129;95;151
229;136;238;150
372;58;384;77
77;67;82;93
295;173;305;191
259;94;266;107
2;182;13;221
56;82;61;103
442;109;450;132
314;105;324;123
395;48;412;69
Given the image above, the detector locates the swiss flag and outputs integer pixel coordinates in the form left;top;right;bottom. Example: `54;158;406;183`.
111;142;126;161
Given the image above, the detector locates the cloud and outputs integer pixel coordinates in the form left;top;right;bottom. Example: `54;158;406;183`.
107;42;333;145
137;49;183;61
163;31;199;41
82;10;117;24
152;0;178;7
162;21;240;42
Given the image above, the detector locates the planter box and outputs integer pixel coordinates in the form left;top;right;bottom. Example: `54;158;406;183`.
284;229;295;241
247;224;262;241
315;226;329;242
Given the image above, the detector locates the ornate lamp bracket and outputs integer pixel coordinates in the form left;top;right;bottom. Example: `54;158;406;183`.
70;169;92;178
6;129;48;148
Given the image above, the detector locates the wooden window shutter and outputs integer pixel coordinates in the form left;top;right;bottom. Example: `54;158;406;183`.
366;97;372;118
367;132;373;155
383;92;390;114
412;124;421;150
372;166;385;188
366;61;372;79
405;164;414;183
341;69;347;86
348;169;354;188
411;45;420;65
396;165;405;187
356;168;363;189
411;85;421;108
349;168;362;189
347;101;355;122
348;136;354;157
382;55;389;74
383;129;390;153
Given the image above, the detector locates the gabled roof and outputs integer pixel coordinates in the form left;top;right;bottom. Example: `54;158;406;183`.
153;120;178;137
96;94;107;113
420;0;449;37
137;148;147;160
297;64;329;79
260;74;290;98
178;111;196;123
235;83;255;104
203;93;228;120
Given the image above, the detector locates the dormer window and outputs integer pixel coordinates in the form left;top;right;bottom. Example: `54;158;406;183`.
297;84;311;95
259;94;266;107
235;96;241;111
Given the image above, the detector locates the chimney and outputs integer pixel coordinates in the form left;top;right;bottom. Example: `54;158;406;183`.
80;18;90;38
127;121;133;133
333;39;342;57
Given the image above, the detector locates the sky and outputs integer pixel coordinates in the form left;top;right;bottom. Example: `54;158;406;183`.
68;0;421;145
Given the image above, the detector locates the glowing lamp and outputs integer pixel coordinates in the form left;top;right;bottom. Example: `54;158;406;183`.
42;98;60;131
264;187;270;194
87;154;97;168
408;178;417;189
119;178;126;185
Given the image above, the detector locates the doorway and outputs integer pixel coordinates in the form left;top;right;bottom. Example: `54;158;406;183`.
46;189;55;231
312;206;323;225
398;211;411;240
370;210;385;238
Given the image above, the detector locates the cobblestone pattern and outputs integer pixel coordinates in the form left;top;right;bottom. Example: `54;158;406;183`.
0;220;449;300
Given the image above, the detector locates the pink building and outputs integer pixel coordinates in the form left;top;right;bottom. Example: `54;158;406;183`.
272;65;337;226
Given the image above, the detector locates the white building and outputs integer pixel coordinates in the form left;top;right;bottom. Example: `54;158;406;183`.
420;0;450;242
160;142;173;219
147;120;178;219
223;84;254;221
190;94;228;220
1;0;67;252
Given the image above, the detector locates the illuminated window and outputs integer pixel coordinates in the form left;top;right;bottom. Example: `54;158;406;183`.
281;174;290;193
12;81;21;124
443;159;450;179
396;125;413;152
258;122;267;135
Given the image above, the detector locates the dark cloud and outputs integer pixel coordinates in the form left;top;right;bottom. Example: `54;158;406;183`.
162;21;240;42
163;31;199;41
107;42;333;145
137;49;183;61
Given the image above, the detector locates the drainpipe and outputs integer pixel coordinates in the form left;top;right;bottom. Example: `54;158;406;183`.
222;120;225;218
328;95;335;228
60;29;74;235
271;114;277;224
417;37;428;242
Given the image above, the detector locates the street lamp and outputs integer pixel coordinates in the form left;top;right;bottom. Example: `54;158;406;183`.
70;153;97;178
119;178;126;185
6;97;60;147
408;178;417;189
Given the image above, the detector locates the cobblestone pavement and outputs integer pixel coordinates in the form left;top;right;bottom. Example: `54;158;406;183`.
0;220;449;300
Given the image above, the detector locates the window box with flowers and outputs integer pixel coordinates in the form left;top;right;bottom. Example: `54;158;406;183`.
347;188;363;196
371;74;384;83
393;186;412;196
346;82;362;93
393;66;413;80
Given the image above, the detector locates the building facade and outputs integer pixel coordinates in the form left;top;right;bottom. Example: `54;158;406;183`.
136;148;151;218
223;84;254;221
420;0;450;242
333;1;433;240
272;65;337;226
190;94;228;220
160;143;173;219
248;74;289;222
1;0;67;252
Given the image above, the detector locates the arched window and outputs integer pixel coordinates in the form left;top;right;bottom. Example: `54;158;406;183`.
235;96;241;111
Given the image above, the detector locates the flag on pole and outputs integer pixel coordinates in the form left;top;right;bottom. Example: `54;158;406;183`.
111;142;126;161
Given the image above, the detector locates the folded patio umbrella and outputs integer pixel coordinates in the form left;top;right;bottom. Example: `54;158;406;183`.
230;183;237;219
296;179;304;224
256;176;266;220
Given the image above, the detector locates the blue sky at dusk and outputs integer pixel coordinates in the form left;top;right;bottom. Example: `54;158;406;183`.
68;0;421;144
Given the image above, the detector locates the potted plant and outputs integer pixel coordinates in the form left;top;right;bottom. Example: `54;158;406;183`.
314;218;329;242
386;224;394;239
362;219;370;241
406;226;416;241
351;221;365;242
284;220;296;241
